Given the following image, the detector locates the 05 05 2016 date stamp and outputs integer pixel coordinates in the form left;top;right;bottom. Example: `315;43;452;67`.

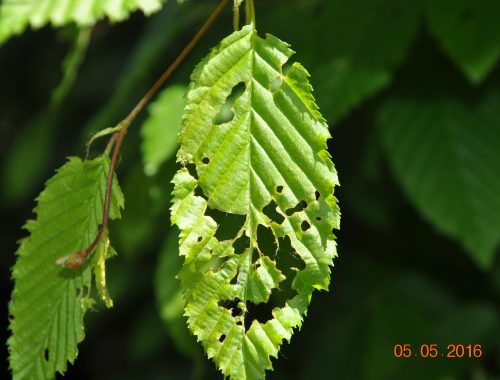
393;344;483;359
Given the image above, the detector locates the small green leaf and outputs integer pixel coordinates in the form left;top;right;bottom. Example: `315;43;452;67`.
8;155;124;379
86;123;125;158
141;85;186;176
426;0;500;84
378;91;500;267
171;25;340;379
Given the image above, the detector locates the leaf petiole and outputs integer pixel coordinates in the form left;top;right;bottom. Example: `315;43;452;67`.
245;0;256;26
85;121;125;159
233;0;244;30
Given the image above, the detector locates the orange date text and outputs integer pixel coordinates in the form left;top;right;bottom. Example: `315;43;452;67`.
393;344;483;359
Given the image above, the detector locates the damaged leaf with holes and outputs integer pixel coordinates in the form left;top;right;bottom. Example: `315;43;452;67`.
171;25;340;380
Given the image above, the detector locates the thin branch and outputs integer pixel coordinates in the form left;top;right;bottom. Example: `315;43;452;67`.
123;0;230;128
60;0;230;269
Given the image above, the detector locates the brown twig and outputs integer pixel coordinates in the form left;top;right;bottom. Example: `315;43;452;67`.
123;0;230;128
60;0;230;269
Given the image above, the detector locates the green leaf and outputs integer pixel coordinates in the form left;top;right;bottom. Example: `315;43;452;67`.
0;0;166;43
141;84;186;176
426;0;500;84
314;0;421;120
314;59;391;121
8;155;124;379
322;0;420;68
171;25;340;379
378;91;500;267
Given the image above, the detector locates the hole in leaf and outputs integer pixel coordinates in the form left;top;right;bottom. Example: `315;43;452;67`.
230;272;238;285
273;235;306;301
301;221;311;232
197;236;203;243
315;191;320;201
44;349;49;361
218;298;243;317
257;225;277;258
219;334;226;343
186;163;197;178
245;297;277;330
194;185;205;199
316;216;322;222
231;82;246;97
262;200;285;224
233;235;250;255
232;309;243;318
218;298;239;309
276;185;284;194
236;321;242;326
277;235;293;256
252;248;261;263
202;157;210;165
213;82;246;125
285;200;307;216
213;107;234;125
211;256;230;272
270;77;282;92
206;206;245;241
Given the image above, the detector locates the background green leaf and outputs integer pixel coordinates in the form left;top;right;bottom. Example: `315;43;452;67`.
378;90;500;267
426;0;500;84
313;0;421;120
141;84;186;176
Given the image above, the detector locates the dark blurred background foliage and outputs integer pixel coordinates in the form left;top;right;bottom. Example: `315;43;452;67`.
1;0;500;379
